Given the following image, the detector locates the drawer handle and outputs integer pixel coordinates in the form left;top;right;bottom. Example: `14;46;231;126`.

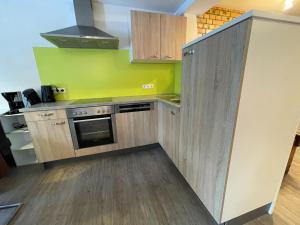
55;121;65;126
150;55;159;59
40;113;54;117
183;49;195;56
163;56;173;59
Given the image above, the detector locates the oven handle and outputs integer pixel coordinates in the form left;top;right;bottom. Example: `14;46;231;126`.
73;117;111;123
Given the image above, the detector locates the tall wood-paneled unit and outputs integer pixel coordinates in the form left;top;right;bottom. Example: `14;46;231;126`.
179;12;300;223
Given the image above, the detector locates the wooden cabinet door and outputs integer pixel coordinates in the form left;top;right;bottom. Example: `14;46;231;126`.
161;14;187;61
116;110;157;149
27;119;75;162
179;21;251;222
131;11;161;61
158;102;180;166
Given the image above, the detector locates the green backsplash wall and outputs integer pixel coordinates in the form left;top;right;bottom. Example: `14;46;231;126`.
174;63;182;94
33;48;178;100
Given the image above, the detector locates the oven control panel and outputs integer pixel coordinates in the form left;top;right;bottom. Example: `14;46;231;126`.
67;106;114;118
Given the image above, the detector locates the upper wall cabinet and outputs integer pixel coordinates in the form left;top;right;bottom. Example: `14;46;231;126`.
130;11;187;63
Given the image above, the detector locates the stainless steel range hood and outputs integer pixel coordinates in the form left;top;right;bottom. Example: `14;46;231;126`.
41;0;119;49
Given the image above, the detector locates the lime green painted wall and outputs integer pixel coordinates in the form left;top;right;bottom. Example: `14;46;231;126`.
33;48;176;100
174;63;182;94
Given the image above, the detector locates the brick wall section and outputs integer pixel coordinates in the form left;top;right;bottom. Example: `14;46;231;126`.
197;7;245;36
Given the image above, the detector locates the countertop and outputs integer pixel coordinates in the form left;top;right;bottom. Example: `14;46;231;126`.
184;10;300;49
19;94;180;112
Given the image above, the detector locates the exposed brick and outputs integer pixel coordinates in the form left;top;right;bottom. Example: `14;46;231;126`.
197;6;244;36
207;19;213;24
209;14;216;19
197;23;203;28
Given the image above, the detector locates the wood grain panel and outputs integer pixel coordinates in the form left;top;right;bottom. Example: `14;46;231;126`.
24;110;67;122
116;109;157;149
74;144;119;157
131;11;161;61
27;119;75;162
158;102;180;166
160;14;187;61
179;19;252;223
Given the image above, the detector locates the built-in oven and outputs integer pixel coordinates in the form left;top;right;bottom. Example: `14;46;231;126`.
67;106;117;150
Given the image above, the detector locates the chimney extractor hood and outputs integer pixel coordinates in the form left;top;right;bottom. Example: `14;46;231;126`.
41;0;119;49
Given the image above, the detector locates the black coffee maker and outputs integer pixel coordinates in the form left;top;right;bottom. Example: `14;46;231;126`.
1;92;25;114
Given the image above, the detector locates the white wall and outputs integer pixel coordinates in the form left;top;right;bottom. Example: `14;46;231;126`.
0;0;75;113
92;1;166;49
93;2;132;49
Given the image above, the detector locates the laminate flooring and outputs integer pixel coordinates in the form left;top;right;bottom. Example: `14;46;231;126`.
0;147;216;225
1;146;299;225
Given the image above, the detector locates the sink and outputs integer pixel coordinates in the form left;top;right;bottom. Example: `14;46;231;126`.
170;98;180;104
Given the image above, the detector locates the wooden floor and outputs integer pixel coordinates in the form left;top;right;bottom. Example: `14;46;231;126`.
0;146;299;225
0;146;217;225
246;148;300;225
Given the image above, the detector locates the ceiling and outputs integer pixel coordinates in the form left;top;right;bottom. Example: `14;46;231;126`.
218;0;300;16
95;0;186;13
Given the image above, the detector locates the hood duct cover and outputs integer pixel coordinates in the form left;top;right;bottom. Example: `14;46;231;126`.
40;0;119;49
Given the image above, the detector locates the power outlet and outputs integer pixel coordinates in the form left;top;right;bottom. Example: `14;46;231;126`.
142;84;154;89
52;87;66;94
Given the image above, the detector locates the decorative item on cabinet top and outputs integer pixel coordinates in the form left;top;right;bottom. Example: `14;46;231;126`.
130;10;187;63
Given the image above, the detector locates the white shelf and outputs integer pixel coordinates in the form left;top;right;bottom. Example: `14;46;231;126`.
11;142;34;151
1;113;24;117
6;128;29;135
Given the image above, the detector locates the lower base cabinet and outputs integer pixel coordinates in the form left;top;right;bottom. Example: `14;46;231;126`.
116;109;157;149
27;119;75;162
158;102;180;167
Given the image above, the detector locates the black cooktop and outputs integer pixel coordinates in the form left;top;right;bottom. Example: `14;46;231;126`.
70;98;113;105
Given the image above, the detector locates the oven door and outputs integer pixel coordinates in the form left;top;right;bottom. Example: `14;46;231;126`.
69;115;116;150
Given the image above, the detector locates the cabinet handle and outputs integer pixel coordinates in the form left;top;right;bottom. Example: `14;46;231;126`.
171;111;175;116
55;121;65;126
150;55;159;59
183;49;195;57
40;113;54;117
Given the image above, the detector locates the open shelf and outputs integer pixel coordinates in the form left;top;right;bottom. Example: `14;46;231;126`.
5;128;29;135
11;142;34;151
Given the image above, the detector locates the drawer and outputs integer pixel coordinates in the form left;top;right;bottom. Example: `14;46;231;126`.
24;109;67;122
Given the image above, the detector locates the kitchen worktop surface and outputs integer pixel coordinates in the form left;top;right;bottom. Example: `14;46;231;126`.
20;94;180;112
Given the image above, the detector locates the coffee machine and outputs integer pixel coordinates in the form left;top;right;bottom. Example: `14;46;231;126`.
1;92;25;114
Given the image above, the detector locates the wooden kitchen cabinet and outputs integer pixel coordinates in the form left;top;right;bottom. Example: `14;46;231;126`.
116;109;157;149
179;13;300;224
131;11;161;61
160;14;187;61
131;10;186;63
158;102;180;167
26;118;75;162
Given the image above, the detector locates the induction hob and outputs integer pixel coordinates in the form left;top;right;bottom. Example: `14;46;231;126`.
70;98;113;105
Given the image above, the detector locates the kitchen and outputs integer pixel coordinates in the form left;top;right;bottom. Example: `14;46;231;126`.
1;0;300;225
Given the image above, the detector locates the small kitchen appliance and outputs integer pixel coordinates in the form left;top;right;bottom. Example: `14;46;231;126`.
41;85;55;103
1;92;25;114
22;89;41;106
